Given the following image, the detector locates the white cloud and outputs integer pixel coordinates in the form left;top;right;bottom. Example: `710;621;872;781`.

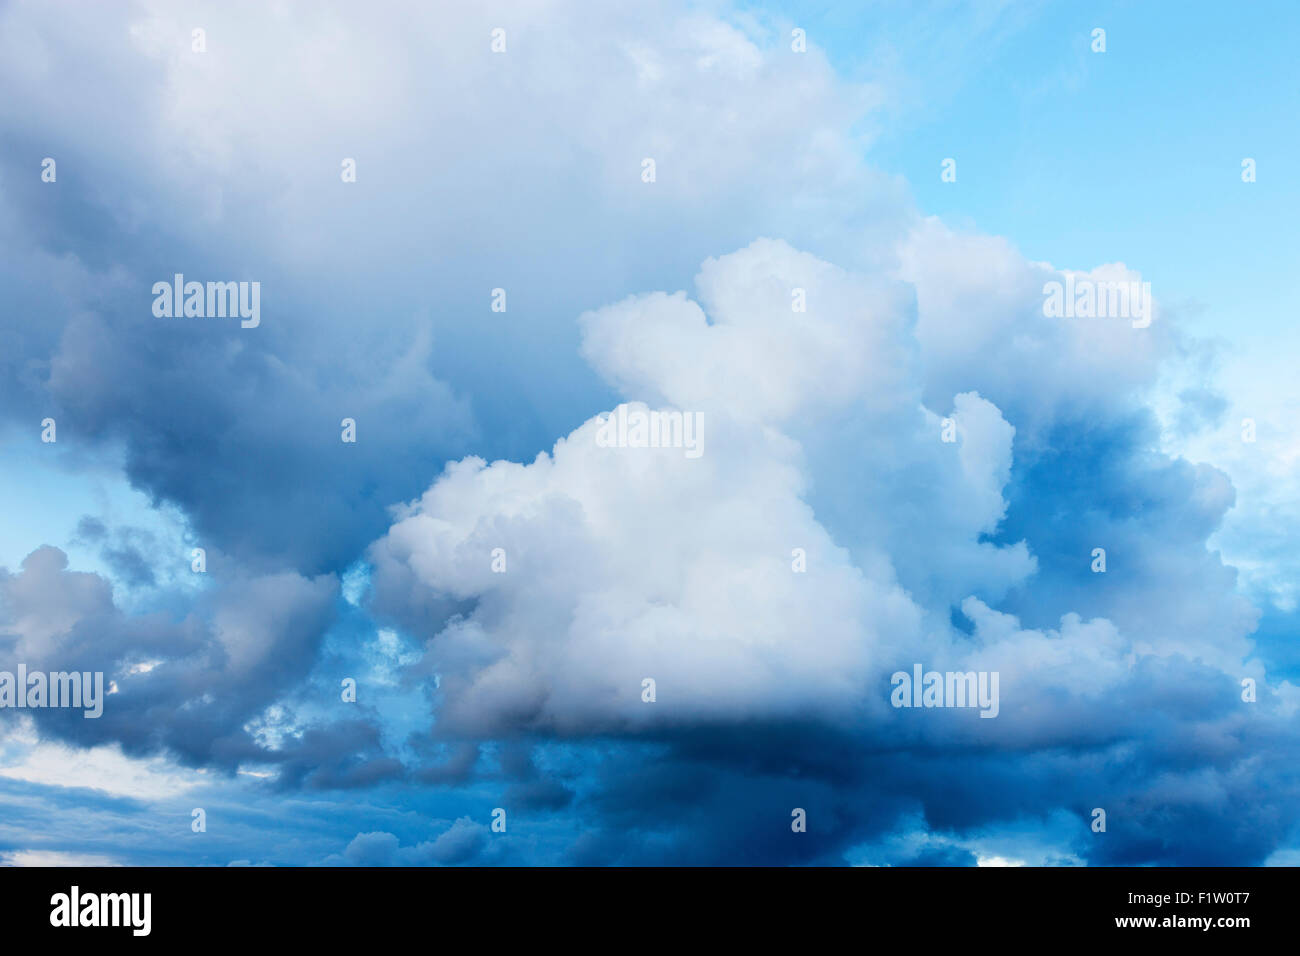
370;240;1054;735
0;849;122;867
365;228;1291;767
898;218;1172;442
0;719;205;801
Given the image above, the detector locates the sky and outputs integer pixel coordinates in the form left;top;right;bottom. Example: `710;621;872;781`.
0;0;1297;867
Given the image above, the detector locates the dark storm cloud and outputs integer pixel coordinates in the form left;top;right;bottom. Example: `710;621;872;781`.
0;546;394;785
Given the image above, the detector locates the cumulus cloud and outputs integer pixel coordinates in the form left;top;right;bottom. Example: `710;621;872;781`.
0;0;900;571
335;817;490;866
0;545;398;785
897;219;1174;443
363;236;1298;864
368;241;1060;736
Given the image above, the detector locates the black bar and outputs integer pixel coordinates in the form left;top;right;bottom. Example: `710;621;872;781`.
0;865;1280;943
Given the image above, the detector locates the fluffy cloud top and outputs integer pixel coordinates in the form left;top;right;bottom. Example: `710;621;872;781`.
359;234;1300;864
370;240;1058;736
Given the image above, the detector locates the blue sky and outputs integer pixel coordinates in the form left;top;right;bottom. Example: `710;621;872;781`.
0;0;1297;866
